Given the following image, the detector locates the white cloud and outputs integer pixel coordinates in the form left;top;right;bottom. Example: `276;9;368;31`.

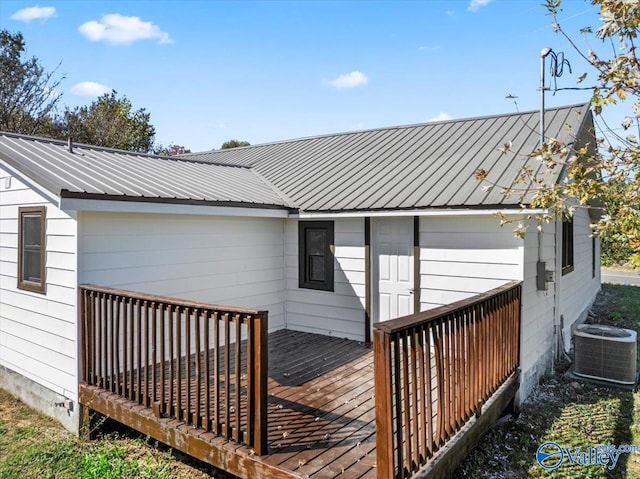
418;45;441;52
11;6;56;22
468;0;494;12
323;71;369;89
428;112;452;122
79;14;173;45
70;81;111;96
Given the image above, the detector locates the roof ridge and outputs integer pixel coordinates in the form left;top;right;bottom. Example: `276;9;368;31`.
0;130;252;169
183;103;589;156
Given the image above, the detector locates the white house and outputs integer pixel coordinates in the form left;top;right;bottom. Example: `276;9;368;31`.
0;103;600;434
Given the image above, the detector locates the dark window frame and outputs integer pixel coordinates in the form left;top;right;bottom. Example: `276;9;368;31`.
298;221;334;291
17;206;46;294
561;219;574;275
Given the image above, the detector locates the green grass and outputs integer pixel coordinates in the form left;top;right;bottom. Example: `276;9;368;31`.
0;391;228;479
457;283;640;479
594;283;640;332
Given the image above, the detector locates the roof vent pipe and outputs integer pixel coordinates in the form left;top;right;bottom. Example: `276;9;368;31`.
67;137;73;154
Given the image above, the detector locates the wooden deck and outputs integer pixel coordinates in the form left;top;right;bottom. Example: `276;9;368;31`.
80;329;377;478
79;282;522;479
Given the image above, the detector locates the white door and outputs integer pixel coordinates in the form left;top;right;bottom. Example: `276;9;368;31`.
374;217;414;323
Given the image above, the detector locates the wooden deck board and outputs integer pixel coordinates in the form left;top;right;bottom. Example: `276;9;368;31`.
81;329;377;479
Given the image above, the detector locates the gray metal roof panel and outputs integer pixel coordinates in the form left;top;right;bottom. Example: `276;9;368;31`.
1;103;591;213
0;134;289;208
184;103;592;211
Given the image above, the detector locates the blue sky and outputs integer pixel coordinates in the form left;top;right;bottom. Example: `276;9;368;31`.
1;0;607;151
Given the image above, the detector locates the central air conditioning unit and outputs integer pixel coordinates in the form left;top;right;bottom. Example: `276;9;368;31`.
574;324;637;385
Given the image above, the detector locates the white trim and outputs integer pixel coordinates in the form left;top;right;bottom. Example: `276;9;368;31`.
296;208;546;219
0;160;59;205
59;198;291;218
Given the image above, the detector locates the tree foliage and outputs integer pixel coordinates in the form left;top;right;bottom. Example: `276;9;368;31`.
54;90;156;152
0;29;64;135
154;144;191;156
220;139;250;149
478;0;639;263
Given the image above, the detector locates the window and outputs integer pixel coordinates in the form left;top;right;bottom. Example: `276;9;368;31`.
18;206;46;293
561;219;574;275
299;221;334;291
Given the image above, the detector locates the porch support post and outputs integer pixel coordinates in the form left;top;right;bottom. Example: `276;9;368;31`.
374;327;395;478
413;216;421;314
253;311;269;455
365;217;371;343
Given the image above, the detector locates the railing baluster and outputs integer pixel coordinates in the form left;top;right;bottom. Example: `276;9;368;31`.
401;331;411;474
213;311;220;434
115;296;120;394
160;304;166;415
224;312;230;439
373;281;522;478
246;315;254;446
425;324;434;455
78;285;268;455
175;307;184;419
194;308;201;427
151;302;157;408
185;306;191;425
410;327;420;468
204;311;211;432
121;297;128;398
168;304;174;416
392;335;403;478
234;313;241;443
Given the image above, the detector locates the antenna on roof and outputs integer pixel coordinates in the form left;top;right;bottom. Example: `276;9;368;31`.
67;137;73;154
540;47;553;148
539;47;572;148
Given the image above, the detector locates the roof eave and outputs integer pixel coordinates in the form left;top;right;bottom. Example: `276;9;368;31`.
59;190;295;218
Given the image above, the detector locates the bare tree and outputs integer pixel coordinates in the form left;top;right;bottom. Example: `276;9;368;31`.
0;30;64;135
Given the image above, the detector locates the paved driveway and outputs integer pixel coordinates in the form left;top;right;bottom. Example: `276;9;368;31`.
601;267;640;286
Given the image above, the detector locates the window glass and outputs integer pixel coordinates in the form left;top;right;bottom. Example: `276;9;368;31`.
18;206;46;293
299;221;334;291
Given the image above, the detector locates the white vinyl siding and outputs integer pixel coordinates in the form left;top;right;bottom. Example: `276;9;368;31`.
79;212;286;331
518;223;556;396
557;207;600;344
285;218;366;341
418;216;523;310
0;164;78;400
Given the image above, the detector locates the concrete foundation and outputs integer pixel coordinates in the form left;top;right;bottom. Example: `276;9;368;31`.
0;365;80;434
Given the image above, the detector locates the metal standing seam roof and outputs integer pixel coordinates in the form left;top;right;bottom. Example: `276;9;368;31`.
0;133;291;208
183;103;593;212
0;103;592;213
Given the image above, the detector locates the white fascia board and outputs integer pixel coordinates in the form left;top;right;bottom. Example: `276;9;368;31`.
59;198;291;218
0;159;60;205
295;208;546;219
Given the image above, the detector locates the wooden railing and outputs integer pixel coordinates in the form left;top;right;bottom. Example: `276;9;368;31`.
373;281;522;478
79;284;268;455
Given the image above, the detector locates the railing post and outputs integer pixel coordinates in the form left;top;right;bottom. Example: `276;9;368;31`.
79;287;87;384
253;311;268;455
374;328;395;479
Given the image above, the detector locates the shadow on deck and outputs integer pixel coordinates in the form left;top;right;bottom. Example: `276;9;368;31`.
80;329;377;479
